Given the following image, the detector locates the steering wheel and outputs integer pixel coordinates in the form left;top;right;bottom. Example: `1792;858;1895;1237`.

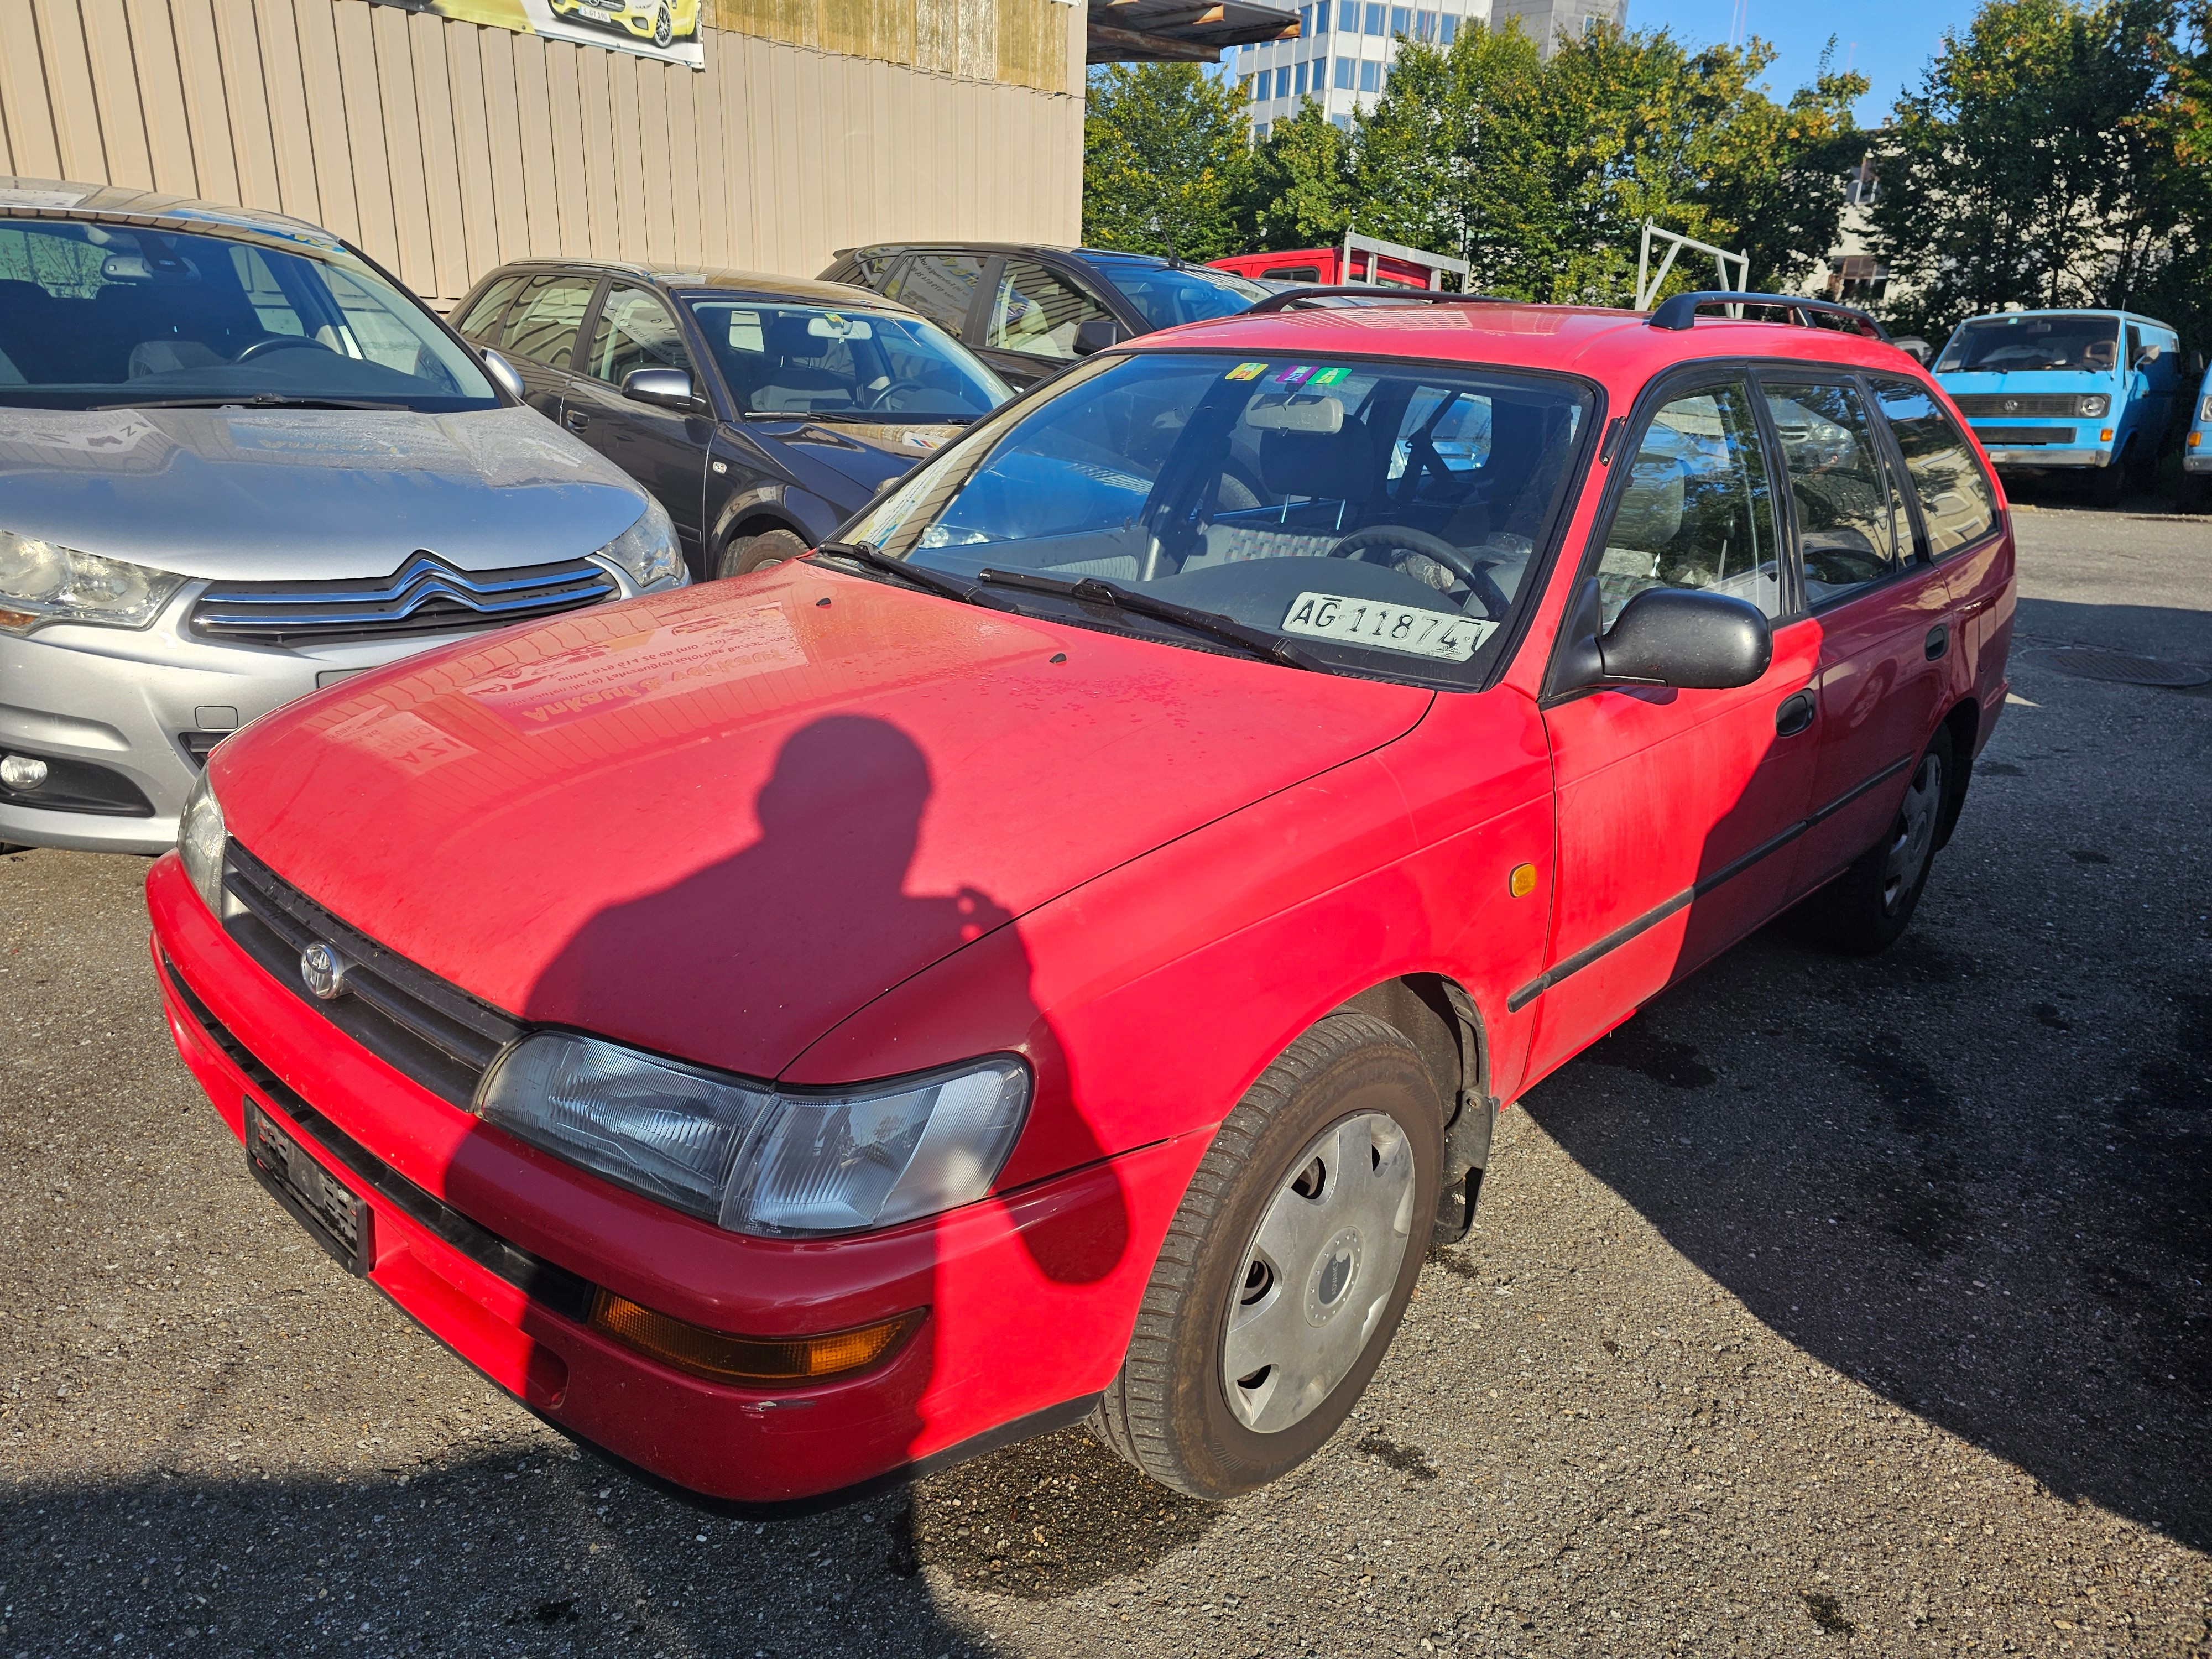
234;334;335;363
1327;524;1513;620
868;377;932;412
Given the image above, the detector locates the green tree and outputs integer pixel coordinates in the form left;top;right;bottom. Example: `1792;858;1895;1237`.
1082;64;1255;260
1237;100;1359;250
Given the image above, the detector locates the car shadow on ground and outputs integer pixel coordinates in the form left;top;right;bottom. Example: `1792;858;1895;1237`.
1520;911;2211;1554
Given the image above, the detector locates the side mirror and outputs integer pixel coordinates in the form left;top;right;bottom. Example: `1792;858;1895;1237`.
622;367;698;410
1553;580;1772;695
2189;351;2206;377
1892;336;1932;366
478;347;525;403
1072;318;1126;356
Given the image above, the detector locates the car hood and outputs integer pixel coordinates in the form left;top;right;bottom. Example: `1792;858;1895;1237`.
0;405;648;578
744;417;964;507
213;563;1431;1080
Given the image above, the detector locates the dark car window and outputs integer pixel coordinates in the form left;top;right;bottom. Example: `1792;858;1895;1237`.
585;284;692;385
1871;379;1999;557
0;217;496;410
497;274;597;369
455;273;526;341
844;351;1590;687
1086;257;1269;330
689;299;1006;419
1594;379;1783;625
887;253;987;341
1761;379;1907;607
985;261;1111;361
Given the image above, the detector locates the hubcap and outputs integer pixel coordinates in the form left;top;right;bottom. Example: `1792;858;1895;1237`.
1881;751;1944;911
1222;1113;1417;1434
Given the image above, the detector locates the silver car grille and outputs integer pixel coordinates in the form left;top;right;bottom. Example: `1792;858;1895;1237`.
192;551;616;645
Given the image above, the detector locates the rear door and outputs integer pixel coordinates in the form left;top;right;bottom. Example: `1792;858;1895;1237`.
564;281;713;572
489;272;601;422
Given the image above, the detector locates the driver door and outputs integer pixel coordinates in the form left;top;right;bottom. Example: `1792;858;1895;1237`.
562;282;711;573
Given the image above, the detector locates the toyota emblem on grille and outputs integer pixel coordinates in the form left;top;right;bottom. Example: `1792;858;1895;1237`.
299;942;346;1001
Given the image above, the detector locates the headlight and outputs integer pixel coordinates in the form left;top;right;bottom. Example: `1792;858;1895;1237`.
476;1031;1030;1236
2077;394;2110;418
178;769;227;915
2201;394;2212;423
0;530;186;634
589;498;685;591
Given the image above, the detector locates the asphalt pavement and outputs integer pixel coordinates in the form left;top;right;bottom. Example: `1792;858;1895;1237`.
3;491;2208;1658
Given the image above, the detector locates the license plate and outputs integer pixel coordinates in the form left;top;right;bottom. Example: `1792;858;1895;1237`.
246;1100;369;1275
1280;591;1494;662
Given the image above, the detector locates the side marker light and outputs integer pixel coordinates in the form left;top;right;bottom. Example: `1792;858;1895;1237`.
1509;862;1538;898
588;1291;924;1388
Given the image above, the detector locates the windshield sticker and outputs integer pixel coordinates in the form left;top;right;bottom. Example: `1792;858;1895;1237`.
1280;592;1494;662
1272;364;1317;387
1225;362;1269;382
1309;366;1352;387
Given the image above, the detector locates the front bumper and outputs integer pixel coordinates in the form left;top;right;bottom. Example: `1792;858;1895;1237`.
1983;446;2110;470
146;853;1197;1508
2184;447;2211;474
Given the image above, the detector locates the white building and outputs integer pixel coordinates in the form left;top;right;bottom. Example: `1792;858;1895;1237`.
1230;0;1493;135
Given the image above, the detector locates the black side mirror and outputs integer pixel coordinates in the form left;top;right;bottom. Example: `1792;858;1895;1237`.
1553;580;1772;695
2189;351;2206;377
622;367;698;410
1892;336;1932;366
1072;318;1126;356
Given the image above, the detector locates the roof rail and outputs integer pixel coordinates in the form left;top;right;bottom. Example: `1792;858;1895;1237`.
1243;286;1516;315
1647;290;1891;341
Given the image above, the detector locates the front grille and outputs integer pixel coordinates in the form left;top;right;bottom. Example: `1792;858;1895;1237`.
180;732;225;768
220;838;523;1107
192;552;616;646
1972;425;2077;446
1951;394;2082;418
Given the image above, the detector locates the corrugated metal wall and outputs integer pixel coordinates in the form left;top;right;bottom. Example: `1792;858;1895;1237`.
0;0;1085;308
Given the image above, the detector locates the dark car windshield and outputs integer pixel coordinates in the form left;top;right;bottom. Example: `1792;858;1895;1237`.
839;350;1592;687
1938;314;2121;374
688;300;1008;420
0;219;497;410
1088;258;1271;330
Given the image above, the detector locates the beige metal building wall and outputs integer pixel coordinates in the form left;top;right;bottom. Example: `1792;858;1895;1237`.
0;0;1086;310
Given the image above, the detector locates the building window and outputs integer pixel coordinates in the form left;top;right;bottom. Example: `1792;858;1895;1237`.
1359;56;1379;88
1256;122;1271;139
1332;113;1351;130
1275;66;1292;97
1365;2;1386;33
1334;55;1355;87
1240;74;1255;100
1315;0;1330;33
1390;6;1410;34
1300;4;1313;35
1295;60;1308;93
1441;13;1457;41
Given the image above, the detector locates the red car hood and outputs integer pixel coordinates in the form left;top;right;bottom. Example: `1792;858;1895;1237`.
214;564;1430;1079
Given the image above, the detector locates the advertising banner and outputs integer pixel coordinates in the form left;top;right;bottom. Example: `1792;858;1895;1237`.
378;0;706;71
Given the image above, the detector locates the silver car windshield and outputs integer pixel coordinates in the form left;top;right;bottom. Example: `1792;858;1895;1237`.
688;300;1009;421
841;350;1592;687
0;219;498;410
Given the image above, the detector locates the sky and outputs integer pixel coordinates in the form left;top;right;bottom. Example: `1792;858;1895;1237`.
1629;0;1987;122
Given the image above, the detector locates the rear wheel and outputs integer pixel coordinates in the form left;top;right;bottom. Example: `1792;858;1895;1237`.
1789;726;1953;956
712;528;809;581
1088;1013;1442;1500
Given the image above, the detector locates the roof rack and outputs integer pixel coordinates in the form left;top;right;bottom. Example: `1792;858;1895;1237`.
1243;286;1515;315
1647;291;1890;341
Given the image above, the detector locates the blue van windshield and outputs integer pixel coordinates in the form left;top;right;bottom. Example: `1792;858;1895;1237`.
1938;314;2120;374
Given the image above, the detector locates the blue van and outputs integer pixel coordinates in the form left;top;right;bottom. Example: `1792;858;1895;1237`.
2185;355;2212;509
1933;308;2184;501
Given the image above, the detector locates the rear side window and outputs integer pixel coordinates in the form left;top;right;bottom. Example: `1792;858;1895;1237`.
1760;379;1908;607
1872;380;1999;557
455;273;525;340
497;274;596;368
888;253;985;341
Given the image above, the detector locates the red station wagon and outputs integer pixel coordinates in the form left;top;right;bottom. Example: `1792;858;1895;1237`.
146;289;2015;1510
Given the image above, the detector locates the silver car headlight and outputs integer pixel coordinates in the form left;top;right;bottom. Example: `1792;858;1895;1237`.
178;769;227;915
475;1032;1030;1237
0;530;186;634
588;498;686;592
2077;394;2110;419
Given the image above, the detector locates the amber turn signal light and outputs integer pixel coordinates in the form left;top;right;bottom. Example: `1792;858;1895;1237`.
588;1290;924;1388
1509;862;1538;898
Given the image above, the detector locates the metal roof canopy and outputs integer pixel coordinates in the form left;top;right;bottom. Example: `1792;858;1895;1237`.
1088;0;1299;63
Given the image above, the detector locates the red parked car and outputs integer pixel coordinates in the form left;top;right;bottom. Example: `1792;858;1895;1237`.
147;289;2013;1511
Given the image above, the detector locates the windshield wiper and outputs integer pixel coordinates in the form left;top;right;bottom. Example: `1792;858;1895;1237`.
92;394;397;411
814;541;1013;611
974;568;1337;674
739;409;975;424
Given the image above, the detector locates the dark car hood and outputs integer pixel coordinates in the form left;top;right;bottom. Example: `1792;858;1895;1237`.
744;418;964;510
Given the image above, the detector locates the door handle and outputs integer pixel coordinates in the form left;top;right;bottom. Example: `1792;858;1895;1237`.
1775;690;1815;737
1924;623;1949;661
563;410;589;432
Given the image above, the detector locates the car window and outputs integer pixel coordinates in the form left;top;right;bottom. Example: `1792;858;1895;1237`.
843;351;1590;688
1871;380;1999;557
497;274;596;369
689;299;1006;420
1086;256;1270;329
886;253;985;341
584;284;691;386
0;217;495;410
1936;314;2119;373
1594;380;1784;627
455;273;526;340
986;261;1110;361
1761;379;1907;607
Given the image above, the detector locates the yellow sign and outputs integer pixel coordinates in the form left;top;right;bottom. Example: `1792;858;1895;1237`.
377;0;706;70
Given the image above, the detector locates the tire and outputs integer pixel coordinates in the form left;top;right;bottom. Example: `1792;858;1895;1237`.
1790;724;1954;956
712;528;809;581
653;5;672;47
1088;1012;1443;1500
2177;469;2209;514
2090;449;2128;506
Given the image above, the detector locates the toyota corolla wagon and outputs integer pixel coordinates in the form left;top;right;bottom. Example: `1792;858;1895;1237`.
146;288;2015;1511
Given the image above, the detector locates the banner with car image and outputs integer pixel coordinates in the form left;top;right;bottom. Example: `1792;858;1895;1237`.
372;0;705;71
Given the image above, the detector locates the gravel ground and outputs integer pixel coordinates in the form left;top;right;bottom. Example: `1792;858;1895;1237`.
2;498;2208;1658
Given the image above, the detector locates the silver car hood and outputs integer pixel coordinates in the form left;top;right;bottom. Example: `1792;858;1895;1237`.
0;405;649;580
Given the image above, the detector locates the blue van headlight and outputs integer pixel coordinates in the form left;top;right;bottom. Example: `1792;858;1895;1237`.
2077;394;2110;419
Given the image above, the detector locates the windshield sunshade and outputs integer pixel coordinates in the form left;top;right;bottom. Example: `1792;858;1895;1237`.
840;351;1593;686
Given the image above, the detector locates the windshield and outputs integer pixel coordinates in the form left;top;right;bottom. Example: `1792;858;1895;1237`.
688;300;1008;420
840;350;1592;687
1088;259;1271;330
0;219;497;410
1938;314;2121;374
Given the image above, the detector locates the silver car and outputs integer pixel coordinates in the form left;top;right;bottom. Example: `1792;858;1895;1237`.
0;181;687;854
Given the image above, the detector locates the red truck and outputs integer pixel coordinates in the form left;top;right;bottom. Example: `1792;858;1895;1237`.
1211;230;1472;291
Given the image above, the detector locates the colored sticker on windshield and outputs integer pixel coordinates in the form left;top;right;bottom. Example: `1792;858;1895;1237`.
1273;364;1316;387
1225;362;1268;381
1310;366;1351;386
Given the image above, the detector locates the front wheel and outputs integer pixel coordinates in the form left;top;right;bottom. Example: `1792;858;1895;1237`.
712;528;809;580
1088;1012;1442;1500
652;5;673;46
1789;726;1953;956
